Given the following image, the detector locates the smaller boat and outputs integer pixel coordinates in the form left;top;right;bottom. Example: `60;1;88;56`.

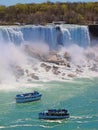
15;91;42;103
39;109;69;120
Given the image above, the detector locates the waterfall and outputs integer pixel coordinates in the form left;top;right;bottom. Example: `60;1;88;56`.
0;24;90;49
61;24;90;48
0;24;98;84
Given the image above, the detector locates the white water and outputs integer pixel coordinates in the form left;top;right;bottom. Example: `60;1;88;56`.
0;24;98;89
0;25;90;48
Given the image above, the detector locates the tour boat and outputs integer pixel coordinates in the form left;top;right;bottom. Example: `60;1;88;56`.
39;109;69;120
15;91;42;103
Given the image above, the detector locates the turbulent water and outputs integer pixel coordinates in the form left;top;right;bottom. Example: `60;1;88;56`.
0;24;98;130
0;24;98;84
0;79;98;130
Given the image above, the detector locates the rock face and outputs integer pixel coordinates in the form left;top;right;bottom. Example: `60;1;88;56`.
90;64;98;72
11;46;98;82
67;73;76;77
25;50;74;81
52;66;60;75
29;73;39;80
45;51;71;67
64;52;71;61
24;44;71;67
47;54;59;64
40;63;51;72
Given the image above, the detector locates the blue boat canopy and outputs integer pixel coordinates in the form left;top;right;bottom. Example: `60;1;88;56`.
15;91;42;103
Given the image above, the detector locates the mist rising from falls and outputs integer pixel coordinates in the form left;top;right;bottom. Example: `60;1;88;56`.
0;24;98;87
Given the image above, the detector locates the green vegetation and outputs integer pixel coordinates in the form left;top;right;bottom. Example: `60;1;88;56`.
0;2;98;25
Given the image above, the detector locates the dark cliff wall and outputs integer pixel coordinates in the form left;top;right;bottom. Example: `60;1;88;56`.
89;25;98;38
88;25;98;45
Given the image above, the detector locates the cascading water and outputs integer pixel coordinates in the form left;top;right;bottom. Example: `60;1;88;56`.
0;25;97;130
0;24;98;84
61;24;90;47
0;24;90;49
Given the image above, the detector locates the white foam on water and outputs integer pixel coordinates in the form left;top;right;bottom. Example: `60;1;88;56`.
0;126;6;128
0;25;98;91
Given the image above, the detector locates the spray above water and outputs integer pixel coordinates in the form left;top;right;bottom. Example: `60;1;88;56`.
0;42;27;83
0;25;98;88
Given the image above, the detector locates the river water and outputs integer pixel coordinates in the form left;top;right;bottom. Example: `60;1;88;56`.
0;78;98;130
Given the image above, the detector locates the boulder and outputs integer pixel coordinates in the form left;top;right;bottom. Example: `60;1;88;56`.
67;73;76;77
40;63;51;72
30;73;39;80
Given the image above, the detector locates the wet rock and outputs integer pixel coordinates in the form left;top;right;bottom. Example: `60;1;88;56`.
47;53;59;65
27;78;32;82
63;52;71;61
66;62;71;67
52;65;60;75
53;65;59;70
76;68;83;73
46;52;69;66
30;73;39;80
40;63;51;72
67;73;76;77
90;64;98;71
